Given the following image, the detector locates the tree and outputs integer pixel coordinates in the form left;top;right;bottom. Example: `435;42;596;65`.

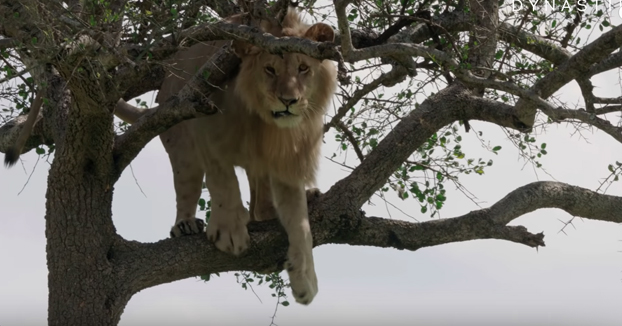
1;0;622;325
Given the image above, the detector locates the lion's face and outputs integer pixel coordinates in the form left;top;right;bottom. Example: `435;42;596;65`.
237;52;332;128
232;16;336;129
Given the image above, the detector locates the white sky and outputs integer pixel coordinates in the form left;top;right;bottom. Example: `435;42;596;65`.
1;4;622;326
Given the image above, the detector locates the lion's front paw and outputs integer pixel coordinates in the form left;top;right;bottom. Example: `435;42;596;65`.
206;206;250;256
170;218;205;238
285;246;318;305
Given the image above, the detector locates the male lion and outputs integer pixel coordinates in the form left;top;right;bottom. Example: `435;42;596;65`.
115;8;337;304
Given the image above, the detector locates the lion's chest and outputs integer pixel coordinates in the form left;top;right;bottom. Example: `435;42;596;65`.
190;112;320;184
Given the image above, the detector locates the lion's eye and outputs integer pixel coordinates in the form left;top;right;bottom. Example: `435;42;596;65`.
264;66;276;75
298;64;309;73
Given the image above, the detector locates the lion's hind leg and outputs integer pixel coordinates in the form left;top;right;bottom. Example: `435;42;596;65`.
247;171;278;221
160;125;206;238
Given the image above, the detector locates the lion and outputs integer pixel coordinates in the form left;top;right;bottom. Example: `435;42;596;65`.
114;8;337;305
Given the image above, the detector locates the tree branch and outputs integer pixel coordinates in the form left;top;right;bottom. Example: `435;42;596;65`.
533;25;622;98
514;25;622;127
540;106;622;145
324;65;408;133
0;37;16;50
115;9;576;100
114;179;622;294
334;0;354;59
334;120;365;162
389;11;571;65
204;0;240;17
324;83;530;209
0;109;52;155
484;181;622;225
466;0;499;95
111;47;240;178
593;105;622;115
588;49;622;77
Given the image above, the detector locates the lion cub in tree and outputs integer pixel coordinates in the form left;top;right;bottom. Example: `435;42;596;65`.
115;8;337;304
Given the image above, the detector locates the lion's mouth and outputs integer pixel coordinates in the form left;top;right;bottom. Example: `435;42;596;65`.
272;110;294;119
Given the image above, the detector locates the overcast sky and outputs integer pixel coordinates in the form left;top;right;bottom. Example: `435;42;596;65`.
1;5;622;326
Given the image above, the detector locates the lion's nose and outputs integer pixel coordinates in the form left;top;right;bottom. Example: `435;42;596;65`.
279;97;298;106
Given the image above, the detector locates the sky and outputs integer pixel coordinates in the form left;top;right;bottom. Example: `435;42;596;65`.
1;4;622;326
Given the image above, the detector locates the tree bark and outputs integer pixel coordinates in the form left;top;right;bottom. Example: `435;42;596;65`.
41;68;124;325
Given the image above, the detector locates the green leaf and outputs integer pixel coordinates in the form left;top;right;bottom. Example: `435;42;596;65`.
492;146;502;152
282;301;290;306
495;50;504;60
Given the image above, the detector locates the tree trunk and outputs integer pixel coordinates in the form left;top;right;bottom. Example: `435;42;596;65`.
45;173;127;325
43;72;127;324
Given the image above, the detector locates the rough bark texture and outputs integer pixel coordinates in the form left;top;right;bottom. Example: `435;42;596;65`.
35;64;119;325
2;0;622;325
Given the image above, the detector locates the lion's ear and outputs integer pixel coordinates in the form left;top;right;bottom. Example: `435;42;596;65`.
232;40;261;58
304;23;335;43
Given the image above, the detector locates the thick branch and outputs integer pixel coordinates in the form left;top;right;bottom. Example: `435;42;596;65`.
334;0;354;58
116;63;167;101
115;180;622;293
0;37;16;50
540;106;622;144
389;11;571;65
588;50;622;77
325;83;530;208
0;68;66;159
205;0;240;17
532;25;622;99
485;181;622;225
497;23;571;65
114;9;575;100
0;110;52;155
514;25;622;126
466;0;499;95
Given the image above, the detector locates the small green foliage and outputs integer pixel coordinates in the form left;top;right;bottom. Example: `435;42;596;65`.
196;192;288;308
200;272;220;282
597;161;622;194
